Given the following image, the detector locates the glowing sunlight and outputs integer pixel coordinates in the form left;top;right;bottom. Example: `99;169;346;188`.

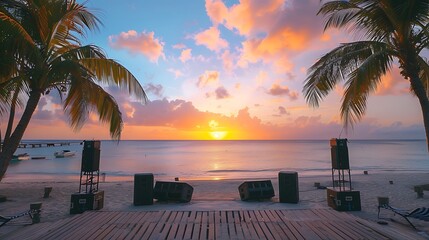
210;131;228;140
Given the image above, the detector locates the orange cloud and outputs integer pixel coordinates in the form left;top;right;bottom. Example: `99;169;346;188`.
194;26;229;52
109;30;165;62
375;68;409;96
223;0;284;36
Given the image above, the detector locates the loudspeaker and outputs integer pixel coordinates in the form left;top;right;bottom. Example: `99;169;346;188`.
238;180;275;201
134;173;154;205
153;181;193;203
70;191;104;214
327;188;361;211
278;171;299;203
330;138;350;169
81;140;101;172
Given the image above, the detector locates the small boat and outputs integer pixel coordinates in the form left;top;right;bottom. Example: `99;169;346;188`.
54;150;76;158
12;153;30;161
31;156;46;160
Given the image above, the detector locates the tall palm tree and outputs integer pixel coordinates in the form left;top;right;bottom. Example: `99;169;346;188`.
0;0;148;180
304;0;429;151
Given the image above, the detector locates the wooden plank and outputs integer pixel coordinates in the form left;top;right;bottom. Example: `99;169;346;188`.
175;222;187;239
199;212;209;240
127;221;151;240
94;212;134;240
183;223;194;239
4;209;427;240
330;220;377;240
289;221;322;240
279;218;305;240
158;223;172;240
166;223;179;240
310;220;344;240
249;221;268;240
140;222;157;239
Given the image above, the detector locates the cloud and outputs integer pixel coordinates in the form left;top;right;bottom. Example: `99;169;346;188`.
221;50;234;72
168;68;184;78
278;106;288;115
267;84;299;100
375;67;409;96
194;26;229;52
197;71;220;88
109;30;165;62
203;0;324;73
144;83;163;98
173;43;186;49
206;0;228;25
21;94;425;140
179;48;192;63
214;86;230;99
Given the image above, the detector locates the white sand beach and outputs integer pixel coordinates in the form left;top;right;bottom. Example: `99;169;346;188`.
0;171;429;236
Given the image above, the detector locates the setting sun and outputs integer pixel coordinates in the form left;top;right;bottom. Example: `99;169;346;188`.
210;131;228;140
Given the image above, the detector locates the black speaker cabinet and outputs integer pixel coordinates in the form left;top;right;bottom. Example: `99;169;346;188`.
238;180;275;201
330;138;350;169
326;188;361;211
134;173;154;205
70;191;104;214
278;171;299;203
81;140;101;172
153;181;193;203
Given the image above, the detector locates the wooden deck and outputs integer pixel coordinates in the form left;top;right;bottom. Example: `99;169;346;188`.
3;209;424;239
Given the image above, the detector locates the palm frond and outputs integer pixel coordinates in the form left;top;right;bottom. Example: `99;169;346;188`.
64;77;123;140
340;48;394;127
80;58;148;103
304;41;391;107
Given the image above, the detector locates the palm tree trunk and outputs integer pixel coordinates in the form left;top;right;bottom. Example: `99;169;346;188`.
4;90;19;146
0;90;41;180
409;74;429;152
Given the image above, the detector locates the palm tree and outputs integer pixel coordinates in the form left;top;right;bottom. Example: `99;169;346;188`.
304;0;429;151
0;0;148;180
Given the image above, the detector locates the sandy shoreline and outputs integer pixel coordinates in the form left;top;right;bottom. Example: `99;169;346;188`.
1;171;429;236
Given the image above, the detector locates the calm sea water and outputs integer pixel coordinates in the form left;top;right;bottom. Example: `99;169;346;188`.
5;140;429;182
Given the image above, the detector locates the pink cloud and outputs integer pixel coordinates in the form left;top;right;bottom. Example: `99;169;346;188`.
194;26;229;52
179;49;192;63
267;84;299;100
20;94;425;140
221;50;235;72
206;0;228;25
197;71;220;88
214;86;230;99
109;30;165;62
173;43;186;49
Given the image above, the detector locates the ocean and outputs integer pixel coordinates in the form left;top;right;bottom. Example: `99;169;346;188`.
5;139;429;182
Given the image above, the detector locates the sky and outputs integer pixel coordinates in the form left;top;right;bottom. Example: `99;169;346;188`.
13;0;427;140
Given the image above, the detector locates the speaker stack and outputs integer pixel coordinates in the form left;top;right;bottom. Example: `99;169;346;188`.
327;138;361;211
238;180;275;201
134;173;154;205
70;140;104;214
278;171;299;203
